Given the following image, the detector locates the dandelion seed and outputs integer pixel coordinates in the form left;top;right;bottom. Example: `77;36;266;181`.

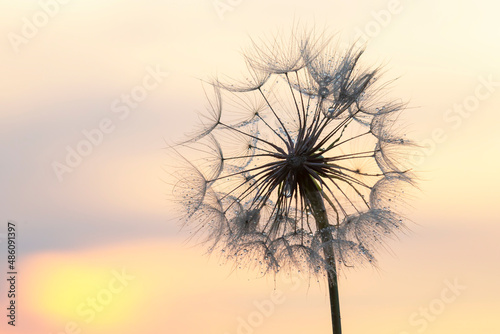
168;28;415;334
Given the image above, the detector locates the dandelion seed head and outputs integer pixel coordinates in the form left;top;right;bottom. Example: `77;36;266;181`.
169;28;415;278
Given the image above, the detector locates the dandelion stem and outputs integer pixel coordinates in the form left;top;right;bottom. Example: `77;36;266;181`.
303;177;342;334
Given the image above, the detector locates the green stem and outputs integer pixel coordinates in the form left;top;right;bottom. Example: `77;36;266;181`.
303;178;342;334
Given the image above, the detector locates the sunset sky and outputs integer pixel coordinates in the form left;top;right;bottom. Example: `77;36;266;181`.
1;1;499;333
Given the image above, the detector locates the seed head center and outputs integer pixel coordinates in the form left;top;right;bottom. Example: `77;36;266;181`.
286;155;307;170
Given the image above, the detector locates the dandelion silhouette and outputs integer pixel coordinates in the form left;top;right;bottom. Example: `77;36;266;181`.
169;28;415;334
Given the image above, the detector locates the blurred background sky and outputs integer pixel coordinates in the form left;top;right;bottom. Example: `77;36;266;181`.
1;0;499;333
